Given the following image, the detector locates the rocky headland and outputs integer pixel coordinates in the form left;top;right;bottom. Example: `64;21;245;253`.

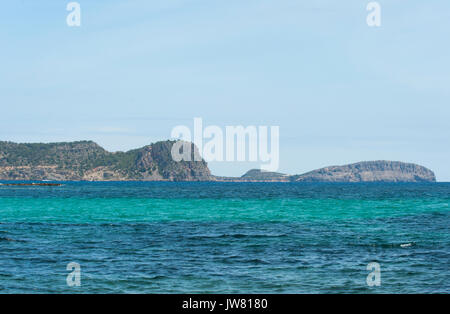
0;140;212;181
290;161;436;183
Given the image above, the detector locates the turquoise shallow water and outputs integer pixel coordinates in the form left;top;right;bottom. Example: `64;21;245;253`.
0;182;448;293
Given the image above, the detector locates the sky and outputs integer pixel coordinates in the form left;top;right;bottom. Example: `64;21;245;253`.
0;0;449;180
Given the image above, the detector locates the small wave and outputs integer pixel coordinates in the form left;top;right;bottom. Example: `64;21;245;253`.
0;237;15;242
350;242;416;249
0;237;26;242
188;233;287;239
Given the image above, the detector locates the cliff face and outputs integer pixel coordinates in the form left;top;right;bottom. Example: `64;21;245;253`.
141;141;212;181
292;161;436;183
0;140;212;181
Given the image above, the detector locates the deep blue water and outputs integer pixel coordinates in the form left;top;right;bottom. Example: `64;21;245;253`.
0;182;448;293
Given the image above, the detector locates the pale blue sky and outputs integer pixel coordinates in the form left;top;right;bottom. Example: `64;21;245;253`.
0;1;449;180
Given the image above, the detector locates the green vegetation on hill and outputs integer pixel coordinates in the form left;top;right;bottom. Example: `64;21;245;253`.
0;140;212;181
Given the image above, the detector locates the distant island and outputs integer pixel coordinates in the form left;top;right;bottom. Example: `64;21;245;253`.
239;161;436;182
0;140;436;182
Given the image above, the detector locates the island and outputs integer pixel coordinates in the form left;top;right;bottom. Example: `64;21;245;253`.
0;140;436;182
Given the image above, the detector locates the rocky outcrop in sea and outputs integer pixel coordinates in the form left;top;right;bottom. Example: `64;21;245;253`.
291;161;436;183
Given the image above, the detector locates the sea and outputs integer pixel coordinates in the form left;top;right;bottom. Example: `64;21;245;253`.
0;181;448;293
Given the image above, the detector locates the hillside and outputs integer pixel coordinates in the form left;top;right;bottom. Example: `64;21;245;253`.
0;140;212;181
